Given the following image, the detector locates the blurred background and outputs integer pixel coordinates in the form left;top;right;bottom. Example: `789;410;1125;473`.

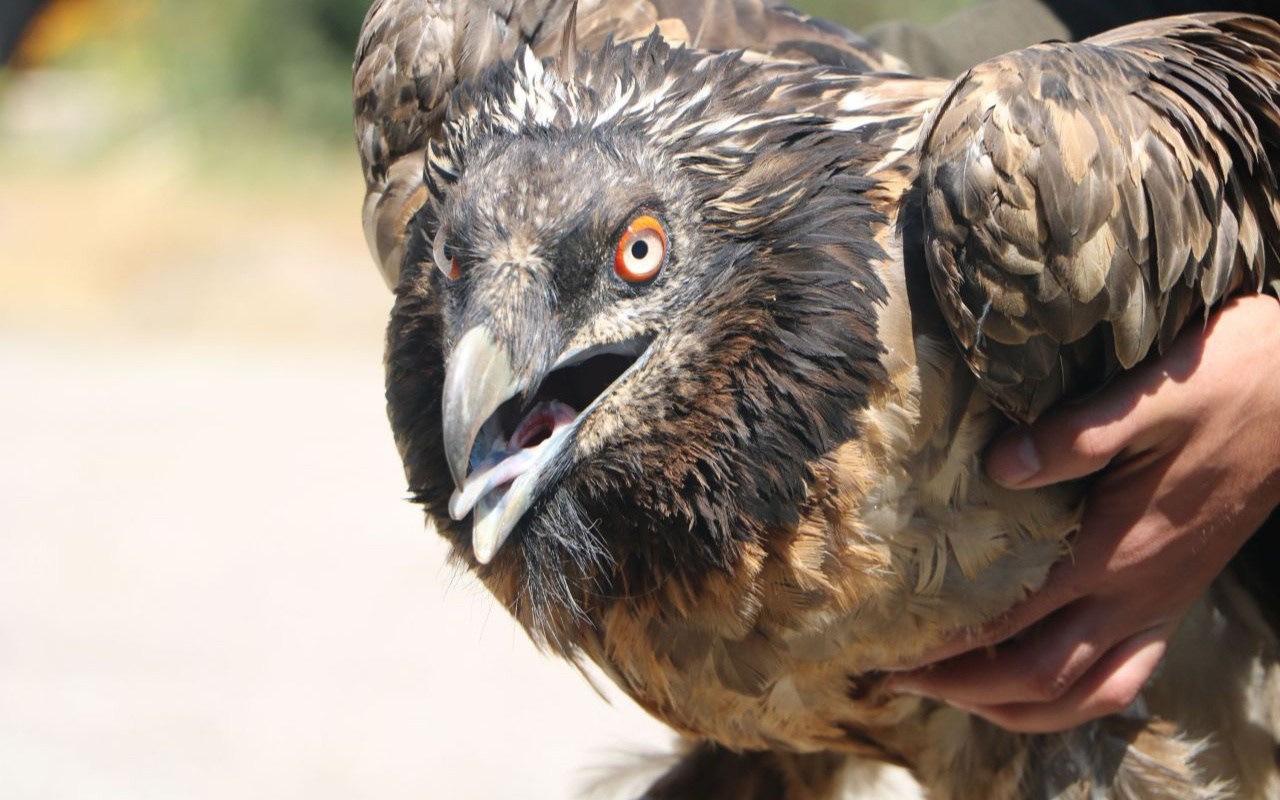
0;2;974;798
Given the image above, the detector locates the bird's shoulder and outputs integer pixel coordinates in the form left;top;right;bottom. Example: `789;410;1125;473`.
918;13;1280;421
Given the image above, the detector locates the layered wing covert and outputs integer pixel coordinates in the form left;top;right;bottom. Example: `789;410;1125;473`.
920;13;1280;421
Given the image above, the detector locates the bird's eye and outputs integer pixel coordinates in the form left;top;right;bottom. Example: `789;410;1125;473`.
433;226;461;281
614;215;667;283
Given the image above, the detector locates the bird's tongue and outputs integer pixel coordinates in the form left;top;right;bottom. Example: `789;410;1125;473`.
448;400;578;522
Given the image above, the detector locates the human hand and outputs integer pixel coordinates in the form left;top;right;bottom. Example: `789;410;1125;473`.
888;294;1280;733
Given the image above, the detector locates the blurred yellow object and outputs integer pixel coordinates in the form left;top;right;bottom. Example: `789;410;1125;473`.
13;0;150;66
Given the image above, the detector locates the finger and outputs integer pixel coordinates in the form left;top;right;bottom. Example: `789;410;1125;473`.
956;624;1171;734
984;366;1172;490
889;601;1108;707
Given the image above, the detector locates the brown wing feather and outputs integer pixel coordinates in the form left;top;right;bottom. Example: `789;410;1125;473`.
354;0;901;287
920;13;1280;422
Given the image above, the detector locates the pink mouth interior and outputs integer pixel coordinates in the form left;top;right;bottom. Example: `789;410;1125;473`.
509;402;575;451
448;400;579;521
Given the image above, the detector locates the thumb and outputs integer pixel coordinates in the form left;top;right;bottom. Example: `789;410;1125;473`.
985;372;1160;490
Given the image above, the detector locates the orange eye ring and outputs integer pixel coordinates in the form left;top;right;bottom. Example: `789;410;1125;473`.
614;215;668;283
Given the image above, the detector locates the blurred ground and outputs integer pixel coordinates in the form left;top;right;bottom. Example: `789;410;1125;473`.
0;2;952;796
0;338;685;800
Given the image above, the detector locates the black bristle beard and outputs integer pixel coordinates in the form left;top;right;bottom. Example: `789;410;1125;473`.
512;488;611;652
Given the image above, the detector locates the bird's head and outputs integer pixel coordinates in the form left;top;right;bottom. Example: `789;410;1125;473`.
387;38;890;650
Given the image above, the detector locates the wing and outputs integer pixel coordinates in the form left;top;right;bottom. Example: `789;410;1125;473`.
919;13;1280;422
354;0;903;287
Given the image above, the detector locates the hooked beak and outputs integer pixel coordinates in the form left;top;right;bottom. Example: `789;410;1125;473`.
442;325;654;565
442;326;549;565
442;327;520;490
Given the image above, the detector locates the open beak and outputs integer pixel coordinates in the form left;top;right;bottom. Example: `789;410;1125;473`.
442;326;553;565
442;325;653;564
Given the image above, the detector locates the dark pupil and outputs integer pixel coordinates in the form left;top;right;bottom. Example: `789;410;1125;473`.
630;240;649;261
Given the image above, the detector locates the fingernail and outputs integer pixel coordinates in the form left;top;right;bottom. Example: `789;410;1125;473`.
990;432;1040;487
